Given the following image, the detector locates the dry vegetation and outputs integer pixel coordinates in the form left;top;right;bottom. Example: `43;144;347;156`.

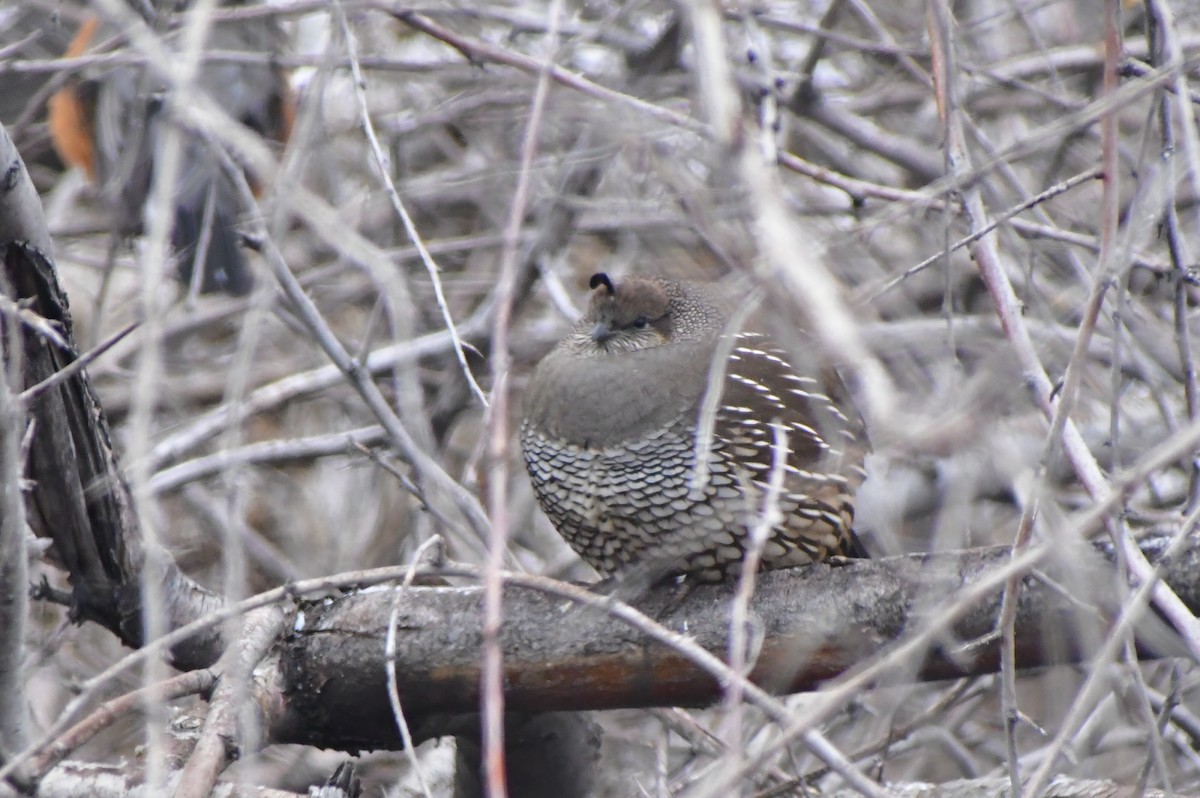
3;0;1200;795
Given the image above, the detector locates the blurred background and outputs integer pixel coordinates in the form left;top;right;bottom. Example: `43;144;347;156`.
3;0;1199;794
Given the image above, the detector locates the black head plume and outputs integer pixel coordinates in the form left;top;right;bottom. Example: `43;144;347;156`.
589;272;615;295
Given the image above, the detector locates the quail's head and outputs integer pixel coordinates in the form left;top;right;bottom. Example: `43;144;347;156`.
559;272;722;358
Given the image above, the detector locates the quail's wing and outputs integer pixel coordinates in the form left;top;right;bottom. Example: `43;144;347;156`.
709;332;870;558
708;333;860;476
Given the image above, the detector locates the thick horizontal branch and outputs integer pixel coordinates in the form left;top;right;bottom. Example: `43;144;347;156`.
269;532;1197;751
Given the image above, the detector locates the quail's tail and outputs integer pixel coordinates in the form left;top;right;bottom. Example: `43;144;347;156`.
839;528;871;559
172;201;254;296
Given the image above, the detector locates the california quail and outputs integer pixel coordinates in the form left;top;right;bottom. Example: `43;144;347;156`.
521;272;869;582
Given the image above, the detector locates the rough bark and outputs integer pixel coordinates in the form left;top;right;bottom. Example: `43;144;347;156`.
268;532;1195;751
0;121;223;671
0;120;35;763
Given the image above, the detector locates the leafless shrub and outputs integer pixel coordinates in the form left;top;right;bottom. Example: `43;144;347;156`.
2;0;1200;795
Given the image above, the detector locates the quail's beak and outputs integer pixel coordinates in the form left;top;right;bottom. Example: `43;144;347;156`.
591;322;612;343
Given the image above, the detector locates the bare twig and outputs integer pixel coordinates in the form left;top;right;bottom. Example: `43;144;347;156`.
480;1;563;792
174;605;286;798
333;1;487;409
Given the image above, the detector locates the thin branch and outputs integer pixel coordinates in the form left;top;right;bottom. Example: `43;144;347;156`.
334;2;488;409
481;1;563;792
15;670;215;787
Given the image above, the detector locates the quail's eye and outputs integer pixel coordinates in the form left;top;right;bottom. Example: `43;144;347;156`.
633;316;650;329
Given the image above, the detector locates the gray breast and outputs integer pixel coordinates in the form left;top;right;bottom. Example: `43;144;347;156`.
520;412;741;575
